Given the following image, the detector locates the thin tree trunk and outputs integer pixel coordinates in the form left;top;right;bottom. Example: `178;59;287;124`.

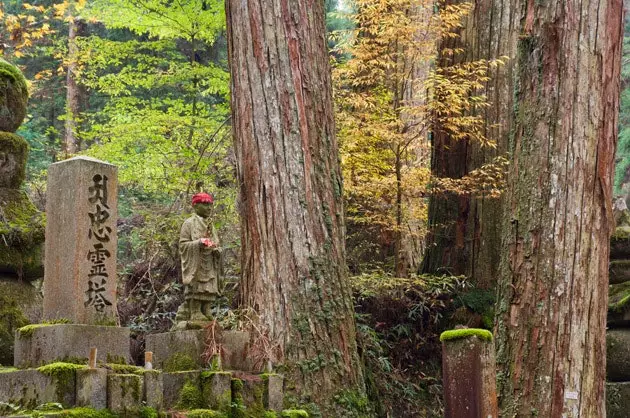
495;0;623;416
226;0;366;414
64;16;85;156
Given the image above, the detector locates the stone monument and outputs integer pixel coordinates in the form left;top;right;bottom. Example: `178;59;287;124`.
0;59;45;365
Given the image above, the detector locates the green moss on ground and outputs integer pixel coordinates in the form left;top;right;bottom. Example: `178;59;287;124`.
440;328;493;342
13;407;118;417
164;352;197;372
281;410;309;418
185;409;228;418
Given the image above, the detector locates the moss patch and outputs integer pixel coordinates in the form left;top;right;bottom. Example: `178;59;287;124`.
17;319;70;339
0;288;29;365
107;363;146;375
281;410;309;418
610;282;630;313
186;409;228;418
439;328;493;342
37;362;87;404
164;352;197;372
177;379;204;410
0;59;28;133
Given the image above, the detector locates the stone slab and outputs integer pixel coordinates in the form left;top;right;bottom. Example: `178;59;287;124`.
107;373;143;414
232;372;284;414
144;370;163;410
607;329;630;381
146;329;252;372
162;370;200;408
201;371;232;413
0;368;75;409
76;368;107;409
607;381;630;418
43;156;118;325
441;334;498;418
14;324;130;368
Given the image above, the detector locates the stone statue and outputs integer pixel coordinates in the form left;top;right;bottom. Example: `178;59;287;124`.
174;192;222;327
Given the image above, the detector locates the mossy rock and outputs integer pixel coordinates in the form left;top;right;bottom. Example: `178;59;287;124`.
0;132;28;188
611;225;630;260
0;188;45;280
0;59;28;133
609;281;630;326
0;278;42;365
607;329;630;381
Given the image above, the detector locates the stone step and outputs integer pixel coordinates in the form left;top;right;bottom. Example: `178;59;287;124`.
607;329;630;382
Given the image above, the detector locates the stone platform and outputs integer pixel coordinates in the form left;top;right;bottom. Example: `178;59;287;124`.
146;329;253;372
14;324;130;368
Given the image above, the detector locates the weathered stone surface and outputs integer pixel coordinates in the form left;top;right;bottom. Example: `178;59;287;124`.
0;132;27;188
607;329;630;382
232;372;284;415
609;281;630;326
611;227;630;260
607;381;630;418
0;368;75;408
0;59;28;133
162;370;200;408
43;156;118;325
146;329;252;372
144;370;163;410
13;324;130;368
264;373;284;412
76;368;107;409
610;260;630;284
441;333;498;418
0;279;42;366
107;373;143;414
201;371;232;413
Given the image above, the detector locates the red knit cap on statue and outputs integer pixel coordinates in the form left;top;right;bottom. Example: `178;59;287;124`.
191;192;213;205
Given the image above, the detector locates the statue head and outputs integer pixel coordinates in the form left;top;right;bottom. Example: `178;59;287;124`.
192;192;213;218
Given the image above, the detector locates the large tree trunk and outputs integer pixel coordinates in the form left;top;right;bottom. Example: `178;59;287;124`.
226;0;366;414
495;0;623;416
422;0;517;288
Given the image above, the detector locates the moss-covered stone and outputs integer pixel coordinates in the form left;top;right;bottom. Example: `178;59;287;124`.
0;280;35;365
164;352;197;372
439;328;493;342
0;132;28;188
609;282;630;326
0;59;28;133
185;409;228;418
37;362;86;404
281;410;309;418
177;379;204;410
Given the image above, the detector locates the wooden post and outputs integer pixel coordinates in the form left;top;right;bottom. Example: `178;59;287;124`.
441;329;497;418
88;347;97;369
145;351;153;370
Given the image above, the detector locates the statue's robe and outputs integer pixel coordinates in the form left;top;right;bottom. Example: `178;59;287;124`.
179;214;222;300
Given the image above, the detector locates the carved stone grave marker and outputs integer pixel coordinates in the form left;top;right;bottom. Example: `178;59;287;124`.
43;156;118;325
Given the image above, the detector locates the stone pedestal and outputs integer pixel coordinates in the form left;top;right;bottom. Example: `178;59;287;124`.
146;329;252;372
162;370;201;408
76;368;107;409
107;373;143;414
144;370;163;409
201;371;232;413
43;156;118;325
0;368;76;408
441;329;497;418
14;324;130;368
232;372;284;415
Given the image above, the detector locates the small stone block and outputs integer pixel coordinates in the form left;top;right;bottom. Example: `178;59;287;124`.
14;324;130;368
607;329;630;381
607;381;630;418
264;374;284;412
201;371;232;413
76;368;107;409
146;329;252;372
107;373;143;413
0;368;75;408
162;370;200;408
144;370;163;410
441;331;498;418
43;156;118;325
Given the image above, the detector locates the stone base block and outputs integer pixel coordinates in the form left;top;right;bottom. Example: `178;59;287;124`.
76;368;107;409
14;324;130;368
144;370;163;410
162;370;200;408
232;372;284;414
0;368;75;409
107;373;143;414
607;381;630;418
201;371;232;413
146;329;252;372
607;329;630;381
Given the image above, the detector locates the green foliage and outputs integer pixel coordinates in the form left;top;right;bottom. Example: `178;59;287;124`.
439;328;493;342
281;410;309;418
186;410;227;418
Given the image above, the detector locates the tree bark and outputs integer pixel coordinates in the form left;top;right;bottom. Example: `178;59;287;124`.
495;0;623;416
226;0;366;414
422;0;517;289
64;16;86;156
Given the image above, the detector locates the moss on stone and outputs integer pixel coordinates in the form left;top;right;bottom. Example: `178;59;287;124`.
177;379;204;410
164;352;197;372
116;373;142;402
25;407;118;417
107;363;146;375
37;362;86;403
0;59;28;133
0;290;29;365
16;319;70;339
609;282;630;313
186;409;228;418
281;410;309;418
439;328;493;342
613;225;630;240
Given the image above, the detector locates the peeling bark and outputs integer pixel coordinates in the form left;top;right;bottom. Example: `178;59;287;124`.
226;0;365;413
495;0;623;416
